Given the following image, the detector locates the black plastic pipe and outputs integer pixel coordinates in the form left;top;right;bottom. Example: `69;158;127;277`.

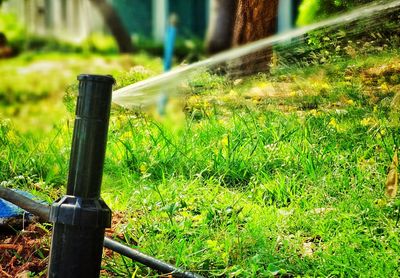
103;238;203;278
66;74;114;198
0;186;204;278
0;186;49;221
48;74;114;278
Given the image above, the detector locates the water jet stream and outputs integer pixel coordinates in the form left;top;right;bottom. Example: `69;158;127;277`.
112;0;400;108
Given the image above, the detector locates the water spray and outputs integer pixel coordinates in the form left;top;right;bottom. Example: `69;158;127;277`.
111;0;400;109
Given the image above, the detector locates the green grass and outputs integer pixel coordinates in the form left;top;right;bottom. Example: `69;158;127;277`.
1;47;400;277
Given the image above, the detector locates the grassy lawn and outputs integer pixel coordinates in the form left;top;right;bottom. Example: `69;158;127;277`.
1;46;399;277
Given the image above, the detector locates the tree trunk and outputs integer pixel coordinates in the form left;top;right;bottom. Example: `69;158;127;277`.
89;0;134;53
232;0;278;45
230;0;279;76
205;0;237;54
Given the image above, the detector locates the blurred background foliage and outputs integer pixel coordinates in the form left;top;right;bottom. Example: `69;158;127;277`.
0;11;203;59
297;0;378;26
0;0;384;58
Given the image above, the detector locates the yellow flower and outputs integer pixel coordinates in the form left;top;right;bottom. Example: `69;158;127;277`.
7;130;18;142
206;240;222;252
309;109;318;116
256;82;269;88
121;132;131;141
329;118;338;128
360;117;377;126
358;157;376;171
329;118;345;132
139;163;147;174
202;100;210;108
380;82;389;92
321;83;331;90
346;99;354;106
221;135;229;147
376;129;386;140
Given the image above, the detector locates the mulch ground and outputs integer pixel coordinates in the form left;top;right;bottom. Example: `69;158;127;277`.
0;224;49;277
0;212;127;277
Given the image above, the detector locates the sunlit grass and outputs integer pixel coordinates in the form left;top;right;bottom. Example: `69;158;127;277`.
100;49;399;276
1;48;400;277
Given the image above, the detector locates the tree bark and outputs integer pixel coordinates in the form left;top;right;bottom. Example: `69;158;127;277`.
89;0;134;53
232;0;278;45
230;0;279;76
205;0;237;54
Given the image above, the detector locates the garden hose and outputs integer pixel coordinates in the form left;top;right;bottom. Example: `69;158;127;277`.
0;186;203;278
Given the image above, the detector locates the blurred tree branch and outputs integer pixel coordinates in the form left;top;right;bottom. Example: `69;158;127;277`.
89;0;134;53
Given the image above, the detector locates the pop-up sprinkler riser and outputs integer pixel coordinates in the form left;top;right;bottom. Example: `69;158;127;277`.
48;74;115;278
43;74;203;278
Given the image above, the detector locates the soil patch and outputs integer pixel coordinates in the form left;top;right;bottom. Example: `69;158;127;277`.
0;224;50;277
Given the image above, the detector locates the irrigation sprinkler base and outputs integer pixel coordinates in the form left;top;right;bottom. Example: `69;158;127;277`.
0;186;204;278
48;224;107;277
48;196;111;277
49;195;111;227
